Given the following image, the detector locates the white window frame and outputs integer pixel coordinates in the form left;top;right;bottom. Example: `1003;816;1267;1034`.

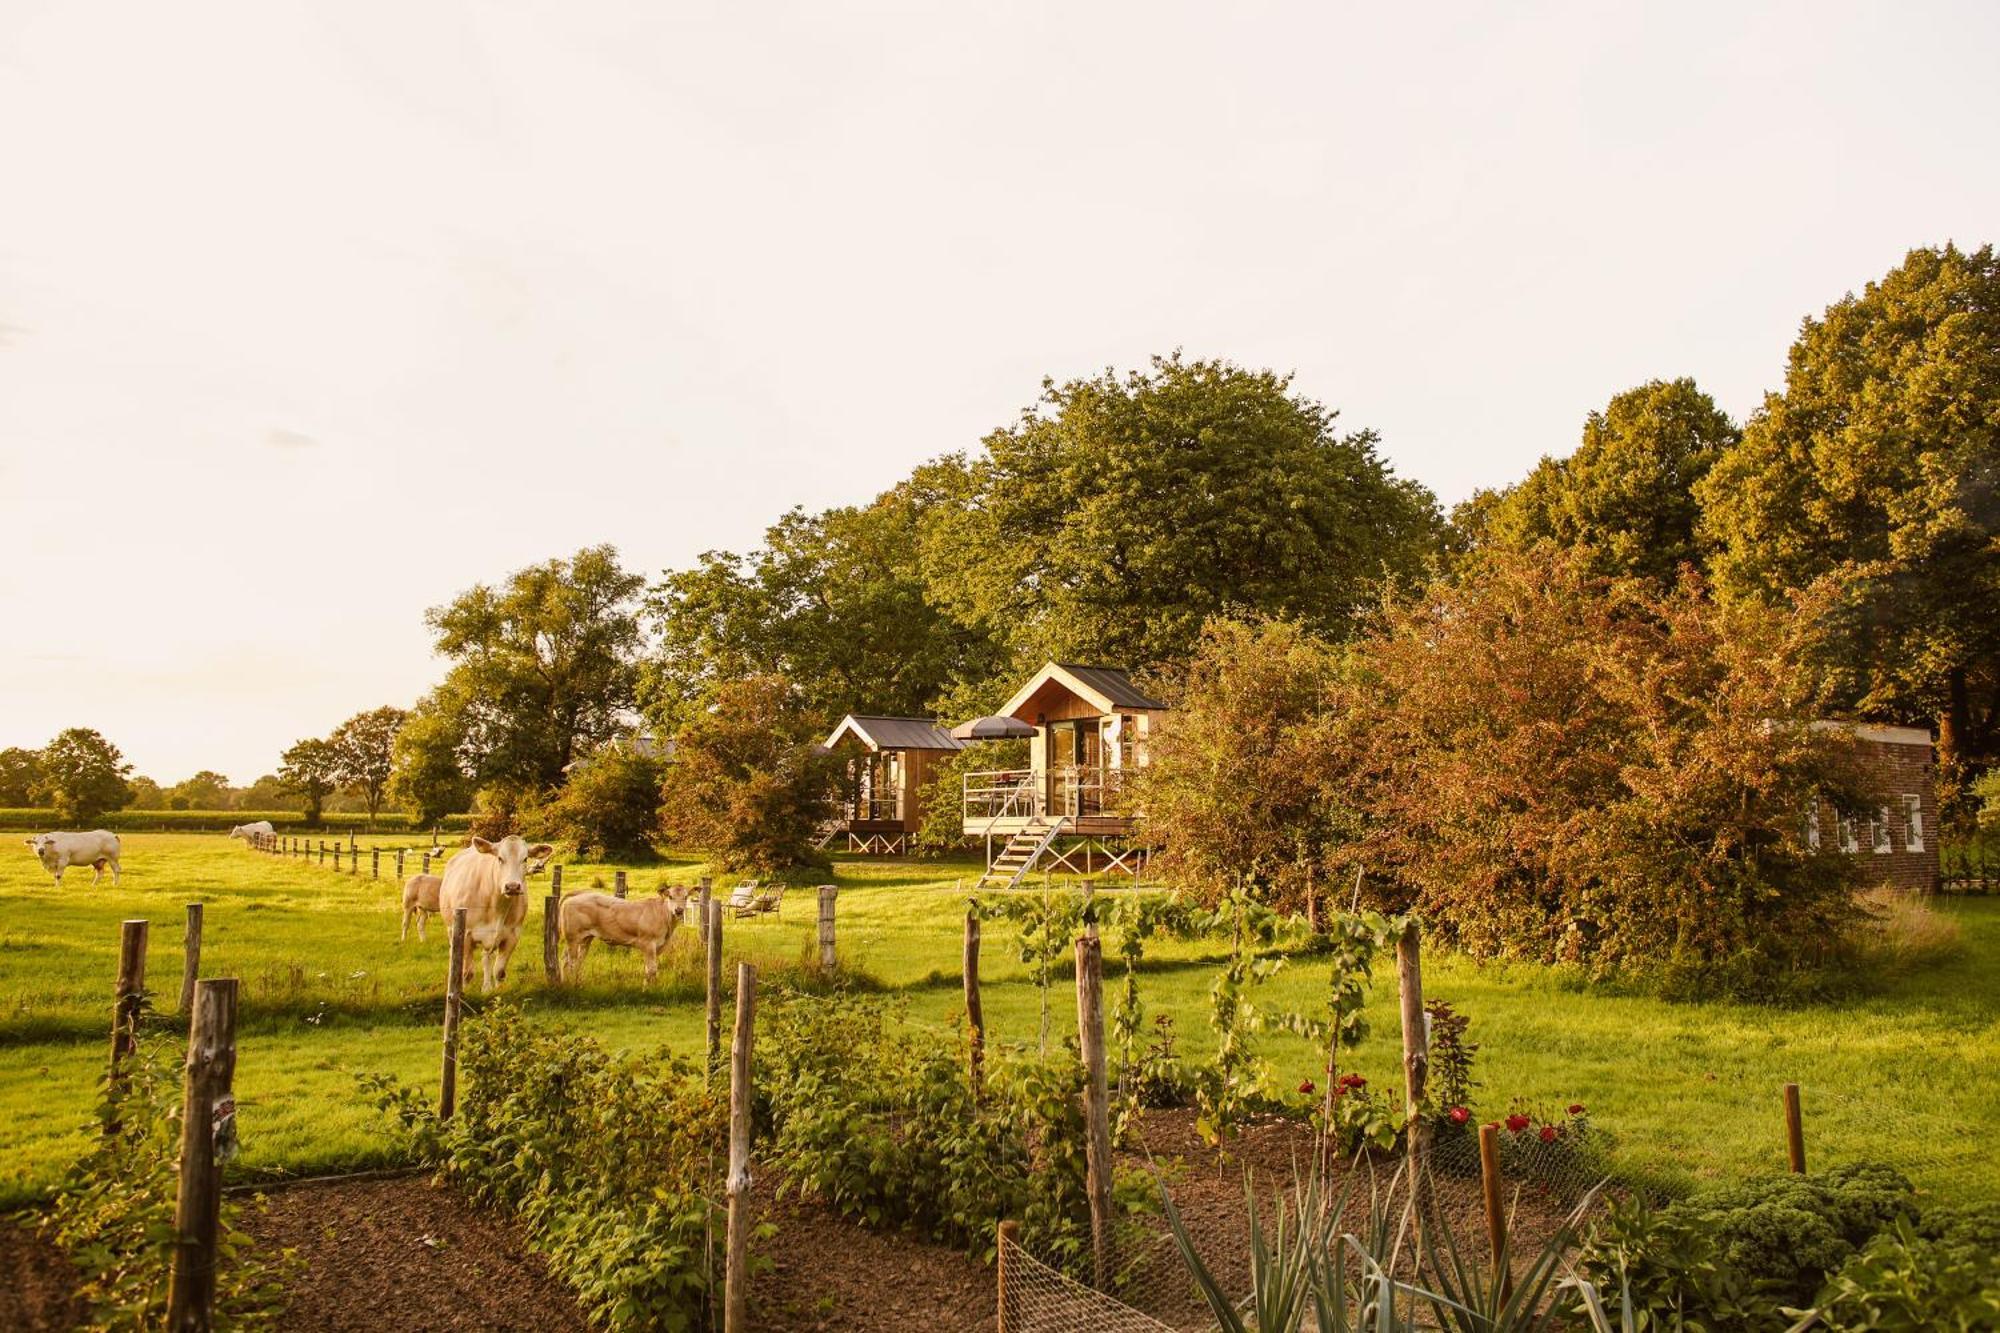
1839;814;1859;854
1873;807;1893;854
1902;794;1924;852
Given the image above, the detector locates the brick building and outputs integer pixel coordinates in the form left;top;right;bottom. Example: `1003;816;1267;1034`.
1810;723;1939;892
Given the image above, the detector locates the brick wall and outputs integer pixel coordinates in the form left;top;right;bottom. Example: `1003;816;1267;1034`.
1827;725;1939;892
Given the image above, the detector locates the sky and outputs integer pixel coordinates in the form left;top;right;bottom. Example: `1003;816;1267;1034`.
2;1;1996;783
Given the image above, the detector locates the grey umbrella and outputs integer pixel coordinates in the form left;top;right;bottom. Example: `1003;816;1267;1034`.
949;715;1037;740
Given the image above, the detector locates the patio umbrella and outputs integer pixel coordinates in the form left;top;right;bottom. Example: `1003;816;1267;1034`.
950;715;1036;741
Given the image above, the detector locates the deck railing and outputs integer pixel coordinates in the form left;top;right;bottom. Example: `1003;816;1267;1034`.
962;766;1128;823
841;795;903;823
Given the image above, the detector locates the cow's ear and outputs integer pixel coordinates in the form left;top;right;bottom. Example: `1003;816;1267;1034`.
527;843;554;861
470;835;495;854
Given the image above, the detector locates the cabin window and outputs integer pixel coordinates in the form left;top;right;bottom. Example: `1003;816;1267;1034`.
1902;794;1924;852
1873;808;1892;853
1805;802;1821;851
1838;815;1858;854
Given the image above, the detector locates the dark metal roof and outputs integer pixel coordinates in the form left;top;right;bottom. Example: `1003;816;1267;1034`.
827;715;966;752
1052;664;1167;711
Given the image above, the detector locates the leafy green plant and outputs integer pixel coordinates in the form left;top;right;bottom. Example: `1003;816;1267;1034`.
1195;885;1287;1142
368;1004;731;1332
42;1033;295;1330
1106;893;1197;1135
1275;907;1402;1161
1790;1217;2000;1331
992;890;1085;1055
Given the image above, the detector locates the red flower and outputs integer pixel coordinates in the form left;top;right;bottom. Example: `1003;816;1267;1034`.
1505;1113;1531;1133
1299;1079;1315;1095
1448;1106;1471;1125
1567;1103;1586;1117
1539;1125;1559;1144
1340;1073;1367;1090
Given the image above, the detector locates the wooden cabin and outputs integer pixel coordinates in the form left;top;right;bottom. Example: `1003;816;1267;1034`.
960;662;1167;845
821;715;964;854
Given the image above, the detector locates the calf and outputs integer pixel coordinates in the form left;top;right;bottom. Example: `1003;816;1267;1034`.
24;831;122;886
400;873;443;943
560;885;692;985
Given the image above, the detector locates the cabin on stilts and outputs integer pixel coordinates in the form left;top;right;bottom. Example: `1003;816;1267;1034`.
820;715;965;854
960;662;1166;889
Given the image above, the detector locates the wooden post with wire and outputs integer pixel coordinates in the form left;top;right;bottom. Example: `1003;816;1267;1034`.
963;909;985;1095
724;961;756;1333
165;976;238;1333
817;885;837;970
1784;1083;1806;1173
1075;932;1114;1289
108;919;149;1114
705;900;724;1078
440;909;467;1119
1397;918;1431;1239
996;1218;1020;1333
1479;1121;1512;1303
179;904;203;1014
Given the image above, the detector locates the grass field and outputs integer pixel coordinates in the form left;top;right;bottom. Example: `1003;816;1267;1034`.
2;834;1995;1209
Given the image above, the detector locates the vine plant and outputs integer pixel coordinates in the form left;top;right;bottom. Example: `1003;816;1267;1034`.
1193;883;1288;1143
1273;906;1406;1166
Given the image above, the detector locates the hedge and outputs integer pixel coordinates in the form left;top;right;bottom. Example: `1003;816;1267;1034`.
0;809;473;834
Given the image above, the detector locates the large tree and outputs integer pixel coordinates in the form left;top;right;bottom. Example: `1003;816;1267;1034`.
331;706;408;823
0;746;44;806
390;692;475;828
35;729;134;822
658;674;840;873
166;770;232;811
646;464;999;730
922;354;1442;675
1466;378;1738;581
1697;244;2000;798
278;737;341;827
425;545;646;794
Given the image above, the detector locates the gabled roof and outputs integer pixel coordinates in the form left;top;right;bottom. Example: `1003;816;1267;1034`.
823;714;966;753
998;663;1168;720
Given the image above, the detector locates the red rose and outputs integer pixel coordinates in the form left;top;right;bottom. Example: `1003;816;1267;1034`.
1505;1113;1531;1133
1539;1125;1559;1143
1448;1106;1471;1125
1299;1079;1315;1095
1567;1103;1586;1116
1341;1073;1367;1089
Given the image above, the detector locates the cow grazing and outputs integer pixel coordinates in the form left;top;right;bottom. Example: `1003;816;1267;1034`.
560;885;692;985
436;835;553;992
25;831;122;885
229;820;276;844
400;873;443;943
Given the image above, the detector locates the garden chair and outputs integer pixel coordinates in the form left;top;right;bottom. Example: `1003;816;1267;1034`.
733;883;784;920
723;879;760;915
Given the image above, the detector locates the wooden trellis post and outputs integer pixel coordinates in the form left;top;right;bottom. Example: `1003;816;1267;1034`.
179;905;203;1014
440;909;467;1119
817;885;837;970
165;976;239;1333
1480;1121;1511;1303
964;909;985;1094
724;962;756;1333
1784;1083;1806;1173
1075;933;1114;1289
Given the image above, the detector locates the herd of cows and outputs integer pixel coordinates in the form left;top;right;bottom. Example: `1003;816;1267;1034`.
20;826;697;991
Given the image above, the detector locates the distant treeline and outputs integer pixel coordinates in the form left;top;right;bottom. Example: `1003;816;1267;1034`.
0;808;473;834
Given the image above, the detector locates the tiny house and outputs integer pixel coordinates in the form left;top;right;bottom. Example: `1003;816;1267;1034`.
821;715;964;854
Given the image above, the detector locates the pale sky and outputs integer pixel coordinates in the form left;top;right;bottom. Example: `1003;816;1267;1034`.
2;2;1995;783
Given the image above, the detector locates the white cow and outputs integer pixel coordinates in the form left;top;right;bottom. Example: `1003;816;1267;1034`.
25;831;122;885
229;820;276;845
560;886;693;985
436;835;553;992
399;873;443;943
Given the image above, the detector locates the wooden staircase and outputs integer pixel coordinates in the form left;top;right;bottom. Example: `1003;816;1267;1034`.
975;817;1069;891
812;817;847;850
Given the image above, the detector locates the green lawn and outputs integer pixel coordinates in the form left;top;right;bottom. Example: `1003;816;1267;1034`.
2;834;1995;1208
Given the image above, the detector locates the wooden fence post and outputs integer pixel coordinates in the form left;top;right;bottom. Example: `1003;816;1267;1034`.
1397;919;1431;1237
396;848;406;880
706;900;724;1079
1479;1121;1511;1303
421;851;431;876
1075;933;1114;1289
440;909;467;1119
817;885;837;970
319;840;327;866
165;976;238;1333
179;904;203;1014
996;1218;1019;1333
371;848;380;878
1784;1083;1806;1173
964;909;985;1095
614;870;628;899
697;877;713;945
543;878;563;986
724;961;756;1333
109;919;149;1108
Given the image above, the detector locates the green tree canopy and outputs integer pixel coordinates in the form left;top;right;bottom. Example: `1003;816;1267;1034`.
644;464;1000;731
921;354;1442;675
545;743;667;861
234;774;294;811
331;705;408;822
425;545;646;794
0;746;44;807
390;692;475;829
658;674;840;873
1468;378;1737;582
166;770;232;811
35;728;134;823
1697;243;2000;793
278;737;341;826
